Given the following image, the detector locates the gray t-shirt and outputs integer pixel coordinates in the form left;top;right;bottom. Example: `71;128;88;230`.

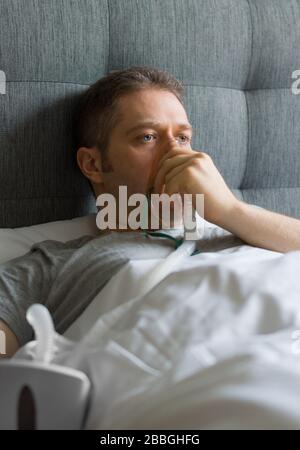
0;231;180;346
0;227;244;347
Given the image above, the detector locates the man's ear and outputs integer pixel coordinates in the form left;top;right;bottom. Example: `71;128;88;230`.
76;146;104;185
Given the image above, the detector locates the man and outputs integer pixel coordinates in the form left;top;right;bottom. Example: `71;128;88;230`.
1;65;300;358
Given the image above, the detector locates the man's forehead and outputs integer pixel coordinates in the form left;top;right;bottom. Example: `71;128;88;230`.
114;93;191;134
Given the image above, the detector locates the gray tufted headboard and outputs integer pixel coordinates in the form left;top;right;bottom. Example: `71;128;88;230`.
1;0;300;228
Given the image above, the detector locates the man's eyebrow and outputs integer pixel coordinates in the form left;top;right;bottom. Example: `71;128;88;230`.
125;121;193;136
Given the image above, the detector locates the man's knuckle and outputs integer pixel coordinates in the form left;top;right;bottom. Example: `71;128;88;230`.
191;158;201;168
202;151;212;160
185;165;195;177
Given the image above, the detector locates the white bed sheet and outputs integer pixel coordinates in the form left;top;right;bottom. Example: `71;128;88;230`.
21;241;300;430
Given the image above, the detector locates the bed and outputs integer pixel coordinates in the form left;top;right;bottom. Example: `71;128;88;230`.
1;214;300;429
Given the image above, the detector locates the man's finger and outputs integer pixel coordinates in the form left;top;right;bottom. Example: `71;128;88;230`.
157;146;194;171
154;155;193;194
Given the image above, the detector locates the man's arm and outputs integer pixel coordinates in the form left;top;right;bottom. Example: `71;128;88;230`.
0;320;20;358
153;144;300;253
0;236;92;358
218;201;300;254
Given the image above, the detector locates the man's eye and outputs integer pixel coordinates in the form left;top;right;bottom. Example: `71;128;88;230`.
141;134;156;142
178;135;191;143
138;134;191;144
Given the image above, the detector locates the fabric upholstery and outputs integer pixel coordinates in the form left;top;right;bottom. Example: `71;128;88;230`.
0;0;300;227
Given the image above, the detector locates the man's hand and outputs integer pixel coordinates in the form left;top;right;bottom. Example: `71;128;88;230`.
153;144;239;226
0;320;20;358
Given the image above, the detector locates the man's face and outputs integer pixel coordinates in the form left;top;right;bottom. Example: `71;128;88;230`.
100;88;193;199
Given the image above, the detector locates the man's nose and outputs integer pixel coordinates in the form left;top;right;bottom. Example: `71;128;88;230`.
159;137;179;156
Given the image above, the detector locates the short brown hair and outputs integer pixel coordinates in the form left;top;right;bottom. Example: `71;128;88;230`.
74;65;185;158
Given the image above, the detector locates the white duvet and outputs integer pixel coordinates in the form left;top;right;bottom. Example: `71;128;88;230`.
17;227;300;430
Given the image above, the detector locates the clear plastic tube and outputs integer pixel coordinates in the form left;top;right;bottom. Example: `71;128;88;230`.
133;238;196;298
26;304;55;364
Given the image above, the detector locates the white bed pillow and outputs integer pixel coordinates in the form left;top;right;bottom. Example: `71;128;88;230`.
0;204;262;265
0;214;99;264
